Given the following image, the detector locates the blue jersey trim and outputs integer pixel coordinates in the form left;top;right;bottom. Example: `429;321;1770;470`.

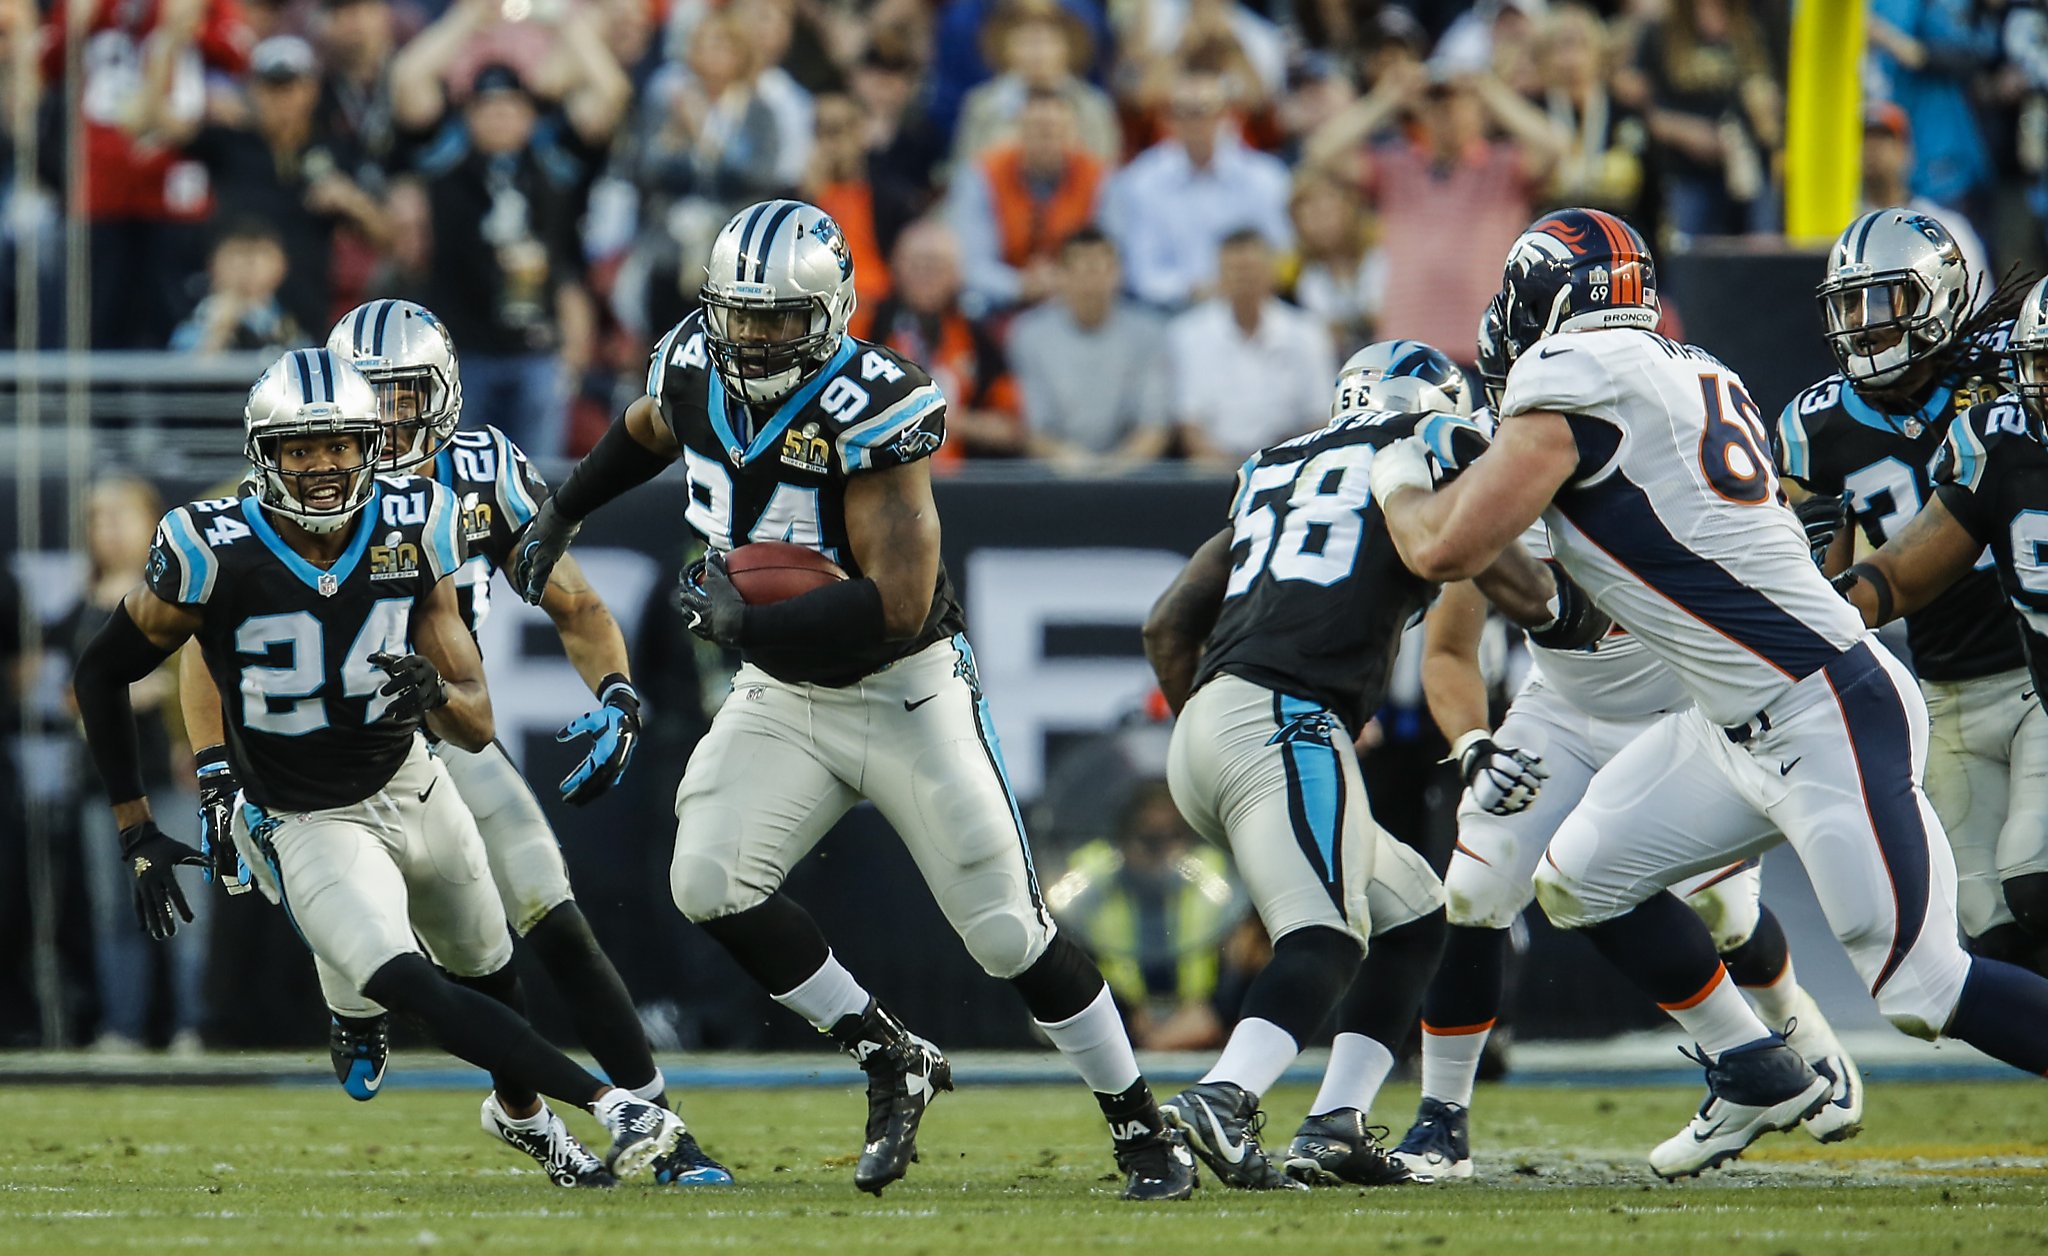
953;634;1049;924
1839;380;1952;435
163;508;214;604
646;324;683;397
705;336;858;466
1774;401;1812;482
426;484;461;581
239;488;381;595
841;390;944;471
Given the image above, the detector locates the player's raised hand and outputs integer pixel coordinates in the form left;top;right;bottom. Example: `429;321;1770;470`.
513;498;581;605
557;674;642;805
1793;491;1850;567
194;748;252;896
119;819;207;940
675;552;746;647
1455;733;1549;816
369;652;449;723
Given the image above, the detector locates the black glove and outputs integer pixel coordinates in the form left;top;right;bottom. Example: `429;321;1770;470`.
369;651;448;724
120;819;206;940
675;551;747;647
1793;492;1850;567
557;674;642;805
512;498;581;605
195;746;251;896
1454;733;1549;816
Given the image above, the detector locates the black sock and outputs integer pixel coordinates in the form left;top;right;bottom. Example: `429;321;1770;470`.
1096;1078;1162;1146
696;893;835;996
525;902;660;1097
1945;955;2048;1073
2005;873;2048;941
1578;892;1726;1009
1240;925;1363;1045
1418;921;1506;1032
1335;908;1447;1045
1009;933;1104;1024
451;964;538;1111
364;954;603;1109
1720;905;1790;989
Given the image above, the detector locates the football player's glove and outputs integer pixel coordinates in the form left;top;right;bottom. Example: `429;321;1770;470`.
1452;731;1548;817
1793;492;1850;568
557;674;642;806
120;819;206;940
369;652;448;724
1367;434;1443;505
513;498;580;605
195;747;252;896
676;552;747;647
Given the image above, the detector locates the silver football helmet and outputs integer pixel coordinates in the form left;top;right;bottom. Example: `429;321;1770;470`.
245;348;384;535
1818;208;1971;390
700;199;858;405
2008;276;2048;426
326;299;462;472
1331;340;1473;419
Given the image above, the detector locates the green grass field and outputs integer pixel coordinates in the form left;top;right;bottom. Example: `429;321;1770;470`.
5;1079;2046;1254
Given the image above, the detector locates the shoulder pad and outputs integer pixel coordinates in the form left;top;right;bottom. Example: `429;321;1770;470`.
1933;397;2031;494
145;500;245;605
829;339;945;473
370;477;465;584
647;312;713;405
1774;377;1850;483
1500;335;1619;418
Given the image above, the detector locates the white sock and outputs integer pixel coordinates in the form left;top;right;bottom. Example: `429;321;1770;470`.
1199;1016;1300;1100
628;1074;667;1104
1660;965;1773;1059
773;952;873;1031
1739;957;1802;1031
591;1086;635;1121
1418;1023;1489;1108
1036;984;1142;1095
495;1095;552;1131
1311;1033;1395;1117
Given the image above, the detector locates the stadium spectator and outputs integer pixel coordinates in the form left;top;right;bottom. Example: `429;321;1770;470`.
60;478;209;1055
1433;0;1545;90
849;46;947;238
1132;0;1288;105
727;0;815;188
803;92;899;310
1047;782;1248;1052
184;35;386;337
951;0;1119;167
1167;228;1334;463
630;11;788;221
1103;70;1291;310
1529;3;1659;238
1281;170;1381;355
1615;0;1781;237
1869;0;1999;221
168;220;305;354
1864;101;1993;290
927;0;1109;140
1305;61;1563;364
312;0;399;176
52;0;253;348
854;219;1023;462
949;89;1106;313
392;0;627;457
1007;228;1173;464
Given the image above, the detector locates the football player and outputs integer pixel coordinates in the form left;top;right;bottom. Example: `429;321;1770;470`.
1382;297;1859;1184
72;350;687;1185
175;302;729;1186
1141;339;1605;1189
1775;209;2048;975
1371;207;2048;1179
512;199;1197;1201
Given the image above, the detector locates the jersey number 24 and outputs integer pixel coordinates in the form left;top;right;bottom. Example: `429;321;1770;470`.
236;600;411;735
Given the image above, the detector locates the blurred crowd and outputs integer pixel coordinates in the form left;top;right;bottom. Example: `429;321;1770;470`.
12;0;2048;464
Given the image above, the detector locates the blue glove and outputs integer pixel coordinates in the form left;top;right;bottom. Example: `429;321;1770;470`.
195;747;253;896
558;674;642;805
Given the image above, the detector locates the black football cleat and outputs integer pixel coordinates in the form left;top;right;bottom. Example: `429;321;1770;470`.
1114;1120;1198;1200
650;1128;735;1186
597;1095;686;1180
1159;1081;1303;1191
1285;1108;1413;1187
481;1094;617;1189
329;1014;389;1102
829;1002;954;1195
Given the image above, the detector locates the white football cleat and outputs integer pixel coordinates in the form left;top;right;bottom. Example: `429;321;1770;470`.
1648;1038;1831;1180
1781;989;1864;1142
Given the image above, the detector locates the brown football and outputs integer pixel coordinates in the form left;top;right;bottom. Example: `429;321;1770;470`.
723;541;848;605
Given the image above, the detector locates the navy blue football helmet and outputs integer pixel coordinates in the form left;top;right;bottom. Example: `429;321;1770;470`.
1498;207;1658;360
1475;291;1512;413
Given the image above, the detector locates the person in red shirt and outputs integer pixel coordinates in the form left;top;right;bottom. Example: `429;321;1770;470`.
43;0;253;347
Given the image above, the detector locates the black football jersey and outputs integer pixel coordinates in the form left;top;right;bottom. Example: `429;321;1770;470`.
646;310;965;685
146;476;465;812
1193;410;1492;731
426;425;552;641
1931;397;2048;699
1775;353;2025;682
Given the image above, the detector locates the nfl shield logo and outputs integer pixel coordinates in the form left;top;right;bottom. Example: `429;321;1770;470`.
1904;419;1924;438
318;572;340;598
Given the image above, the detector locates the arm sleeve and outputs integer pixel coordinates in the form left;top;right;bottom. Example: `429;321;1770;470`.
74;603;178;804
145;508;219;607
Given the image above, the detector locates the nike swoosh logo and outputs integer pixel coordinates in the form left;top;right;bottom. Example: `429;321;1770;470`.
903;695;937;712
1539;346;1573;359
418;780;436;804
1194;1098;1247;1164
360;1069;382;1094
2026;690;2037;702
1780;757;1802;776
1691;1117;1727;1143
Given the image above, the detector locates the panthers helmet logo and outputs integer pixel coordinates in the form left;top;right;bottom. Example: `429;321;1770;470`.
811;216;853;280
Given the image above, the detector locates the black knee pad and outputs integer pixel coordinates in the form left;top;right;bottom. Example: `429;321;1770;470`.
1969;922;2038;967
1242;925;1364;1045
2006;874;2048;939
1010;932;1104;1024
1719;905;1790;989
695;893;834;996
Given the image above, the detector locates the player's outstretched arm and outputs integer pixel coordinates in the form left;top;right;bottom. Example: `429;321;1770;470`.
1840;492;1983;627
409;576;496;752
176;639;251;893
1375;412;1579;582
515;396;679;604
1143;527;1234;714
1420;580;1490;744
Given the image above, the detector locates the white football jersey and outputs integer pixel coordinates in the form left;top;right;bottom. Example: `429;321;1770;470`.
1499;328;1868;726
1517;521;1692;721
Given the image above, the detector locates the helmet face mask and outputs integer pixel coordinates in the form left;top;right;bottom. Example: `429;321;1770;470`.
701;290;833;405
326;300;462;473
2007;276;2048;430
245;349;385;535
1476;291;1514;413
1818;209;1969;391
700;200;859;407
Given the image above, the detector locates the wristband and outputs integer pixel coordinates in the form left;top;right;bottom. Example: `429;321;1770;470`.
1447;729;1488;763
1835;561;1894;624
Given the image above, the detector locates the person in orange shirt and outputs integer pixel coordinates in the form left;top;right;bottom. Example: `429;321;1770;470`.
853;219;1023;465
803;91;897;310
950;89;1105;313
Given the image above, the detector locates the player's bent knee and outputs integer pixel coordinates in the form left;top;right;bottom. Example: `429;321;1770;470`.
1532;860;1599;930
961;908;1051;980
1444;858;1533;930
670;852;774;922
2004;873;2048;938
1883;1009;1944;1041
1688;882;1760;953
